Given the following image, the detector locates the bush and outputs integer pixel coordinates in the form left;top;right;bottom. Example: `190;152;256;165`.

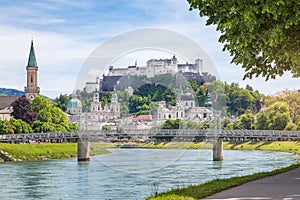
284;123;297;131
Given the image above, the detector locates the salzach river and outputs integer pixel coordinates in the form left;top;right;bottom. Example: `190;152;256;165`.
0;149;296;199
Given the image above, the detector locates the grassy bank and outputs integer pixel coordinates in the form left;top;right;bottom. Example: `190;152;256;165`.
147;163;300;200
0;142;110;161
140;141;300;156
223;141;300;155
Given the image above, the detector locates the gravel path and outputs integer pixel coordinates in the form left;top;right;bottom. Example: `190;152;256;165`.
203;166;300;200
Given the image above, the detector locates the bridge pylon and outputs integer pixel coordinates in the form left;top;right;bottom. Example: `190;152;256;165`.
213;110;223;161
77;137;90;162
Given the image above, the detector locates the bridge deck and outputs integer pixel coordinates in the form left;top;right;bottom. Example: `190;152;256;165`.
0;130;299;143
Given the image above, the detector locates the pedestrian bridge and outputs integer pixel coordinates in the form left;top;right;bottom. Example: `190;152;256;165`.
0;129;299;143
1;129;299;162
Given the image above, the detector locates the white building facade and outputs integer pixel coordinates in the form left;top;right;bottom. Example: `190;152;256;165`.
107;56;203;78
155;90;212;123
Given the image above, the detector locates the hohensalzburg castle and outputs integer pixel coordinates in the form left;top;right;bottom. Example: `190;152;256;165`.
108;56;202;77
85;56;216;94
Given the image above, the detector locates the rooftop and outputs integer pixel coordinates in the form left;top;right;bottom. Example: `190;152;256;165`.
27;39;38;67
0;96;20;110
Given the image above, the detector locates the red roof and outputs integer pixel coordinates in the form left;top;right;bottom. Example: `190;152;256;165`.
132;114;152;121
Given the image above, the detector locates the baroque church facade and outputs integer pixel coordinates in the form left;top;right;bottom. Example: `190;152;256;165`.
66;89;120;127
154;87;213;123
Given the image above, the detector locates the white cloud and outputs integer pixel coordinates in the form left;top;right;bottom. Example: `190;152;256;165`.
0;25;94;99
0;0;298;99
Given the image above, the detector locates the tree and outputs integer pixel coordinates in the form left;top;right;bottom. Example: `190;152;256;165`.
222;117;234;130
9;118;33;134
182;121;199;129
129;95;150;115
31;96;78;132
0;120;8;134
11;96;36;124
267;102;290;130
161;119;182;129
32;120;55;133
31;96;51;114
234;109;255;130
255;110;268;130
264;90;300;124
54;94;71;112
225;82;261;116
188;0;300;79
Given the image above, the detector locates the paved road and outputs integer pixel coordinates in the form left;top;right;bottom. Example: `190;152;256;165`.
203;166;300;200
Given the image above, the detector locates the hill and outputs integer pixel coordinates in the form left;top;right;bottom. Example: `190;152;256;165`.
0;88;25;96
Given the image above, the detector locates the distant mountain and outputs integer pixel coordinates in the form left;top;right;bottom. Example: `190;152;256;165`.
0;88;25;96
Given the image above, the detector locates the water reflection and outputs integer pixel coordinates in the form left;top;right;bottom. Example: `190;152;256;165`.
0;149;296;200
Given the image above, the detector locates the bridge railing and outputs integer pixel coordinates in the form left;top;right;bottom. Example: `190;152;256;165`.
0;129;299;142
0;132;80;142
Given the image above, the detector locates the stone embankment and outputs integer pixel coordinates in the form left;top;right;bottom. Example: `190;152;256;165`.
0;149;21;162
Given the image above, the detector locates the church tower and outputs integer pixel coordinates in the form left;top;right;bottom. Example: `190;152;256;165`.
24;39;40;100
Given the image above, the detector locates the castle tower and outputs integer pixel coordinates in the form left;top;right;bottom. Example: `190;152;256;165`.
24;39;40;100
195;59;203;74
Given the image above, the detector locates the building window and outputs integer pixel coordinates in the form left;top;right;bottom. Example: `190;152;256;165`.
168;114;171;119
30;74;33;83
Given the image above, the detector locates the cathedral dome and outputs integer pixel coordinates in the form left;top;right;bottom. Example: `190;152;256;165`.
67;98;82;108
112;92;118;99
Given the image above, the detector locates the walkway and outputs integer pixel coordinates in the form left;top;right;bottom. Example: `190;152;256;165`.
203;166;300;200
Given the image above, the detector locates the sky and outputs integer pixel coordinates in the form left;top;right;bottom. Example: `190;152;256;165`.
0;0;299;99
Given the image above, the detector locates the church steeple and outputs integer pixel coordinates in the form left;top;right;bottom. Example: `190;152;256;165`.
27;39;37;67
24;38;40;101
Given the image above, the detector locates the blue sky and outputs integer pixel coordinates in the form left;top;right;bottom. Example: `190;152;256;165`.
0;0;299;98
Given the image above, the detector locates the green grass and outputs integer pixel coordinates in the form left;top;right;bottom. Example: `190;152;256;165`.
223;141;300;155
141;142;213;149
90;142;113;156
147;163;300;200
139;141;300;154
0;143;77;160
0;142;111;161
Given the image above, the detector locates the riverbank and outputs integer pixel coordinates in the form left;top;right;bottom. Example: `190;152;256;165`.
145;141;300;199
0;142;110;162
147;163;300;200
140;141;300;155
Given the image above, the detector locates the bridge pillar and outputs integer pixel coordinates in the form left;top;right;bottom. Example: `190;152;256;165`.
77;138;90;162
213;137;223;161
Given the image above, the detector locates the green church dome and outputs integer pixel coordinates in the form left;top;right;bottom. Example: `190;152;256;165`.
112;92;118;99
67;98;82;108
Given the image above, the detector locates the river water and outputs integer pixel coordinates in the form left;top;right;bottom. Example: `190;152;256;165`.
0;149;296;200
